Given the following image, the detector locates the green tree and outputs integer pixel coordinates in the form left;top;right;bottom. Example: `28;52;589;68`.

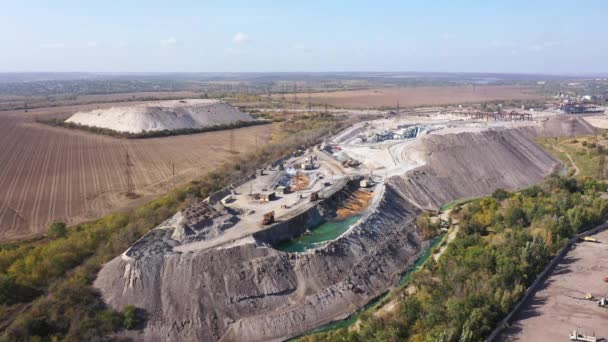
123;305;139;329
47;221;67;239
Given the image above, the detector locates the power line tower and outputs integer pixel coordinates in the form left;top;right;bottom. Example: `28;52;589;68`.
230;128;235;154
569;118;576;137
599;154;606;180
172;163;176;190
125;147;135;198
308;88;312;114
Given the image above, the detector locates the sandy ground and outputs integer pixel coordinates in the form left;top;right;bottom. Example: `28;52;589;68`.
0;106;275;241
582;114;608;129
296;86;543;109
499;228;608;341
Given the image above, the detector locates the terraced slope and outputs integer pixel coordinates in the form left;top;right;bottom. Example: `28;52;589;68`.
94;125;562;341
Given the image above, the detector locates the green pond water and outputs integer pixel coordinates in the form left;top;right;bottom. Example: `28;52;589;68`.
274;215;362;253
299;233;446;337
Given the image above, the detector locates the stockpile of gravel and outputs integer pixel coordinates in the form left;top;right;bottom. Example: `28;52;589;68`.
66;99;253;133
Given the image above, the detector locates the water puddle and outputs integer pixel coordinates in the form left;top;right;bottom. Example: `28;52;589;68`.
298;233;446;337
274;215;362;253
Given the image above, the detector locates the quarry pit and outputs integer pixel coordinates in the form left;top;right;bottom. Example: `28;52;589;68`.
94;112;595;341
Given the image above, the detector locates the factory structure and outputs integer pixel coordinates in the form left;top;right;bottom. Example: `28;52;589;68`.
555;93;605;114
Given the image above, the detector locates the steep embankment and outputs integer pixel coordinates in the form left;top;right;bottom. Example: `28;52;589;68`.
94;124;563;341
393;128;560;210
538;115;596;137
95;184;425;341
65;99;253;133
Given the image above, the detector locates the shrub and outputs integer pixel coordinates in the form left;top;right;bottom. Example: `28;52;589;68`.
123;305;139;330
47;221;67;239
492;188;509;202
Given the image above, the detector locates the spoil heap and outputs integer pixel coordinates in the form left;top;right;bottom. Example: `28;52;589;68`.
65;99;253;133
393;128;559;209
94;124;561;341
538;115;596;137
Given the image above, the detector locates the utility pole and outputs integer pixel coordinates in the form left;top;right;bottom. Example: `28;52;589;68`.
230;128;235;154
308;88;312;114
570;118;576;137
599;154;606;180
125;147;135;197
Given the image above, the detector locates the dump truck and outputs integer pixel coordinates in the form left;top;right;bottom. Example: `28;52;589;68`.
570;330;597;342
262;211;275;225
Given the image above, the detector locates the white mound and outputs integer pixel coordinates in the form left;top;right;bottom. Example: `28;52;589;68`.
65;99;254;133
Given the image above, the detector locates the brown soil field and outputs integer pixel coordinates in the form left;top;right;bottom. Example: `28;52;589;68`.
0;91;203;111
295;85;543;109
0;104;275;241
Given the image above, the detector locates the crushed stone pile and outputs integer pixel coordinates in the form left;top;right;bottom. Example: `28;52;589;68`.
94;124;562;341
65;99;254;133
538;115;596;137
393;128;559;210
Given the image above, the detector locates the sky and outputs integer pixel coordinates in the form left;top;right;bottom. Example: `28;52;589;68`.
1;0;607;75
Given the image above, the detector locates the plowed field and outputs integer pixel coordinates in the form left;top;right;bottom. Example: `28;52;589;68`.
0;104;275;241
300;85;542;108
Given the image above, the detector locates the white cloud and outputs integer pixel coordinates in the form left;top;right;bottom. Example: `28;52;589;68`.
87;41;98;48
232;32;249;44
161;36;177;47
529;41;560;52
39;43;65;49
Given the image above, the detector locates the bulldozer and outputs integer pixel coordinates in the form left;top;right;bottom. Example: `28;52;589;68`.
262;211;275;225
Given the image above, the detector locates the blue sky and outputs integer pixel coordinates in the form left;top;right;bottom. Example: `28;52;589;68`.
1;0;606;74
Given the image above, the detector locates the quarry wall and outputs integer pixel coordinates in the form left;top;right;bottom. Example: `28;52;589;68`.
94;123;566;341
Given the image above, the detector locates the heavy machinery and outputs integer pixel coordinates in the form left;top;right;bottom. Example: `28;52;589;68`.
262;211;275;225
569;330;597;342
582;236;599;243
341;158;361;168
598;296;608;307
